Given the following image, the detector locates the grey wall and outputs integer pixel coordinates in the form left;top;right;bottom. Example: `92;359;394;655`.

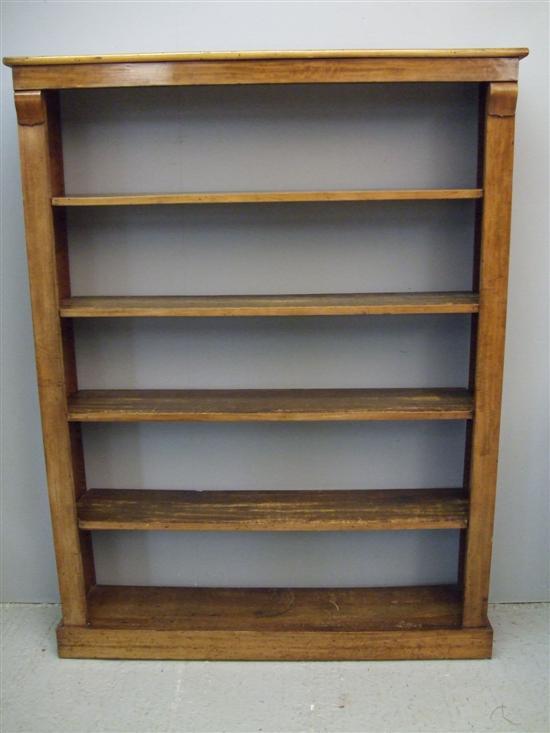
1;1;548;601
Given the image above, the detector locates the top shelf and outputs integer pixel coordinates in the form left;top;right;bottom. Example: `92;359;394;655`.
52;189;483;207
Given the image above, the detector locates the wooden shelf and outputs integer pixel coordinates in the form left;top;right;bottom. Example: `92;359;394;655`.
77;488;469;532
56;584;492;660
67;388;473;422
87;584;463;630
52;189;483;207
60;292;480;318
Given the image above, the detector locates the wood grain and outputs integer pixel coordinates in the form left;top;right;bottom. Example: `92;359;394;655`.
14;90;47;125
10;58;520;90
3;48;530;66
67;388;474;422
14;90;93;626
52;189;483;206
57;625;493;661
458;85;488;593
56;585;492;660
84;584;463;630
77;488;469;531
487;82;519;117
463;82;518;627
60;292;480;318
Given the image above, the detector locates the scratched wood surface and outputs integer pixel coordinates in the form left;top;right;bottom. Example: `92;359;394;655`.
67;388;474;422
86;584;463;631
55;584;492;661
77;488;469;531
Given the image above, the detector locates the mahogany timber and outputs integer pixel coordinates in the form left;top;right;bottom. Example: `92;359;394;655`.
9;58;521;90
77;488;469;532
6;48;527;661
60;292;480;318
87;584;464;629
56;585;493;660
67;388;474;422
14;90;94;626
52;189;483;206
462;82;519;627
3;49;530;65
458;85;488;590
57;624;493;661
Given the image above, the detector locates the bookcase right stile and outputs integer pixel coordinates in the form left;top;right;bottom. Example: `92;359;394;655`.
463;81;518;627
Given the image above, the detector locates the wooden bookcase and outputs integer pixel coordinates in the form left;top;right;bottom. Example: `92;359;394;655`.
4;48;527;660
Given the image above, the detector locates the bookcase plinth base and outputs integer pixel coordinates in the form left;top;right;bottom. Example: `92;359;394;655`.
57;624;493;661
56;584;493;660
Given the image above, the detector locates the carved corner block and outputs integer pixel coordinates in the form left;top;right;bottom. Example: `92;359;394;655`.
15;90;46;126
487;82;518;117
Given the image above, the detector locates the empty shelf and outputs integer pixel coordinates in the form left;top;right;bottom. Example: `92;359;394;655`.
67;388;474;422
52;188;483;206
77;488;468;531
57;583;492;660
86;584;462;631
60;292;480;317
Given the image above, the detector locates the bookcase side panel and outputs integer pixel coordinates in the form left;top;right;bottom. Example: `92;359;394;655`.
463;82;518;627
14;89;94;626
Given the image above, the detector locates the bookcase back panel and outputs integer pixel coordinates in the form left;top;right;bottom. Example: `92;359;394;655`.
61;84;479;193
73;315;471;389
91;526;460;588
82;419;467;490
67;201;476;295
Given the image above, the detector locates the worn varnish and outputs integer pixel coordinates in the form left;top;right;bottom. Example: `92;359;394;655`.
462;82;519;628
14;90;94;627
67;388;474;422
6;49;526;660
57;625;493;661
85;584;463;630
10;58;522;90
77;488;469;531
3;49;530;65
60;292;480;318
56;584;492;660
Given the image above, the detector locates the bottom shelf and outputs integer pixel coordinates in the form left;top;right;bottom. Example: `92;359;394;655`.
57;585;493;660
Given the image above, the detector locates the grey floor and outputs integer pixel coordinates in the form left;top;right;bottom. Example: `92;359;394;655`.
1;603;548;733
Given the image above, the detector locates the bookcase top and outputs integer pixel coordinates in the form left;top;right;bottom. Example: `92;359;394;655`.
4;49;529;90
3;48;529;67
